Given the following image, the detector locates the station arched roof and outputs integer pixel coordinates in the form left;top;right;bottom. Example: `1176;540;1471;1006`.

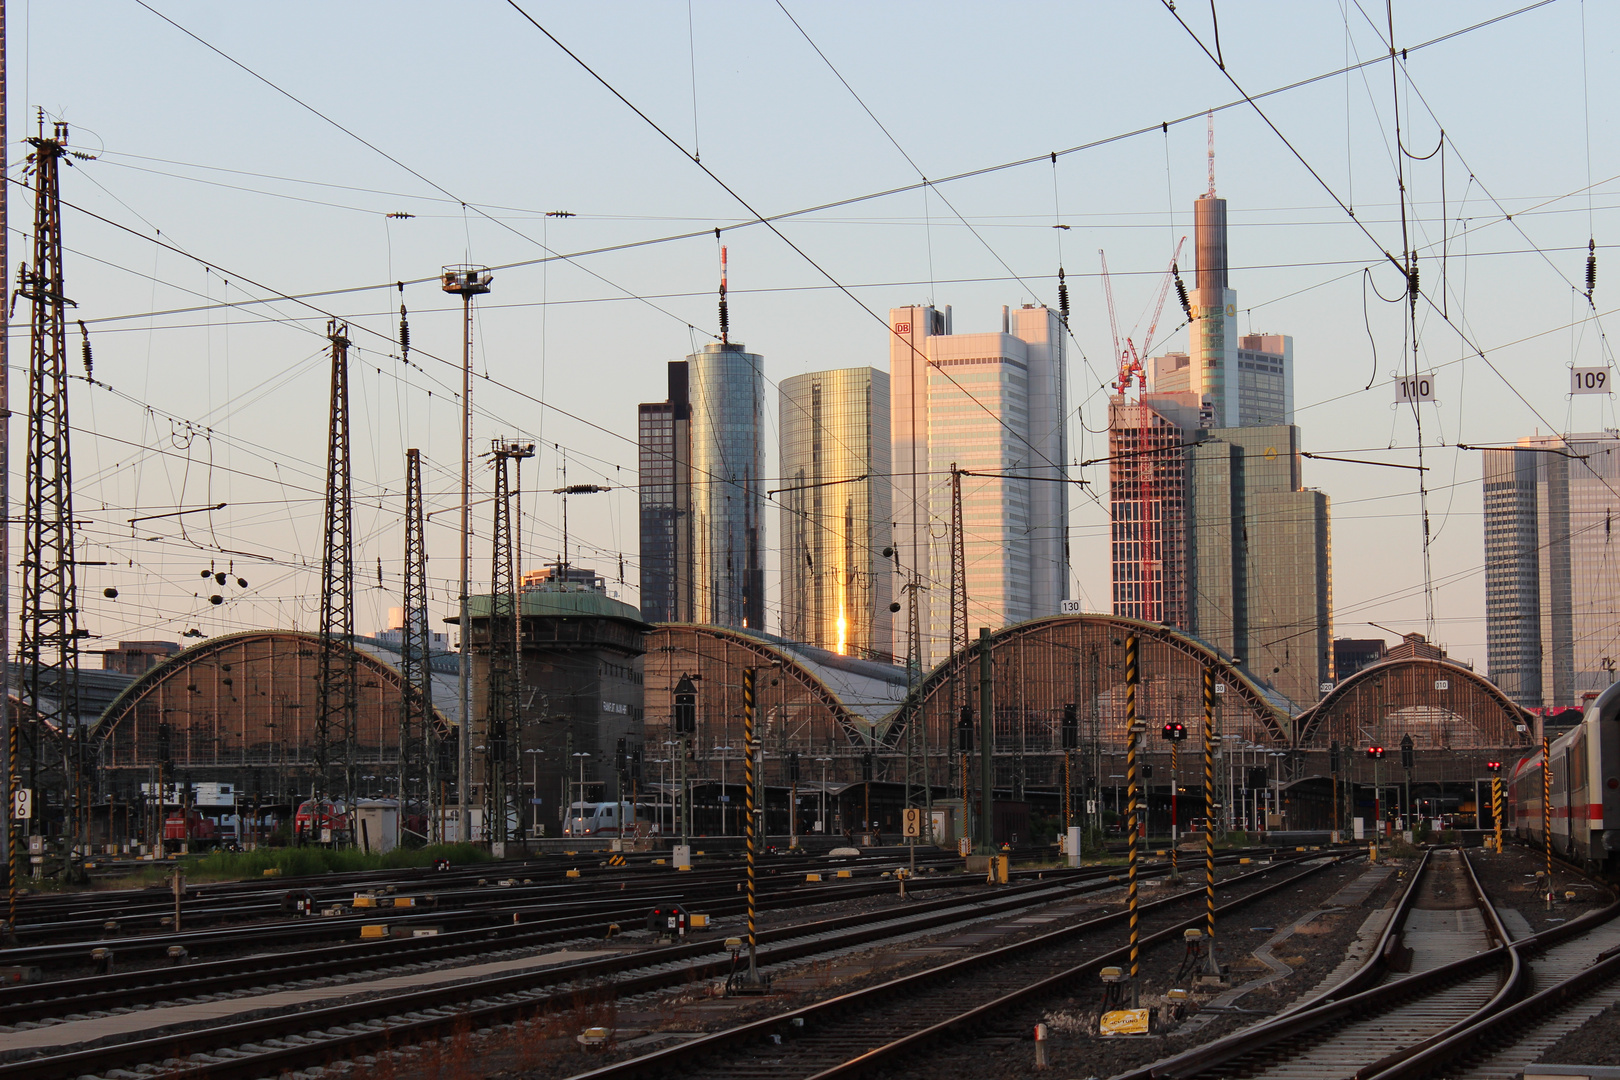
1296;655;1532;749
94;629;455;767
898;613;1293;747
645;624;910;743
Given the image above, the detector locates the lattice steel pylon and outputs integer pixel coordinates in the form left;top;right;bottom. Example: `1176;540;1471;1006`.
399;448;434;833
486;438;533;847
314;322;357;812
17;119;83;875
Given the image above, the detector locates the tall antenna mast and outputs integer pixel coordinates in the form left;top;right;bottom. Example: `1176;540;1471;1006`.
1206;110;1216;197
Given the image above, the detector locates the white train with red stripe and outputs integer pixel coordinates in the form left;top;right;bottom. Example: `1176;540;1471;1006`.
1508;679;1620;868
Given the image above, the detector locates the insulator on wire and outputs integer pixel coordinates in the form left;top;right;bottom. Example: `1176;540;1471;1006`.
1057;267;1070;327
78;319;92;379
1587;239;1598;297
1173;263;1192;320
397;282;410;361
1408;255;1420;305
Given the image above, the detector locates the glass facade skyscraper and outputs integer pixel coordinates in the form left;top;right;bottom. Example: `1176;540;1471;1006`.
688;341;766;631
778;368;892;658
636;342;765;631
890;303;1068;667
1110;395;1332;709
1485;433;1620;707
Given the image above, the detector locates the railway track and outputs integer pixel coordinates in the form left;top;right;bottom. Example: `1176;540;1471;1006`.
0;850;1332;1079
555;852;1352;1080
1102;846;1620;1080
5;848;970;969
0;855;1153;1025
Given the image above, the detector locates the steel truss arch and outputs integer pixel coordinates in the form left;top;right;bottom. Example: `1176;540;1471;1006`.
93;630;454;772
890;614;1291;770
1295;657;1532;750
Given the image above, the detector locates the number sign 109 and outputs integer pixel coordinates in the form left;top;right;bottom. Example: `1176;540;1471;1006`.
1395;375;1436;403
1571;367;1611;395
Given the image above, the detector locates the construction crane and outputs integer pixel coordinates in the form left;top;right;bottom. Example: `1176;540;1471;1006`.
1100;239;1186;625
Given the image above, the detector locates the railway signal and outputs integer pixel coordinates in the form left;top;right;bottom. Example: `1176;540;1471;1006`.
673;675;697;735
1400;734;1414;770
1329;741;1340;773
1061;703;1078;751
1366;745;1385;760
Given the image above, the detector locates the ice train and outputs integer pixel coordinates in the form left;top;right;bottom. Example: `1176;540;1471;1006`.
1508;679;1620;869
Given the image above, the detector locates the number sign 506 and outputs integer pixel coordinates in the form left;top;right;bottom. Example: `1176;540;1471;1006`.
1395;375;1436;403
1571;367;1611;395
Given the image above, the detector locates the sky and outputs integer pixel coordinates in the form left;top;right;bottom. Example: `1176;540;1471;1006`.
15;0;1620;675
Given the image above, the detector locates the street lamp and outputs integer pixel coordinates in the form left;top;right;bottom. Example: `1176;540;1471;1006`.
524;748;543;839
571;752;591;835
816;756;832;837
714;744;734;835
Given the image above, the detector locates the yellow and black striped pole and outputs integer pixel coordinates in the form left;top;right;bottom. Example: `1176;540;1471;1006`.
1543;733;1553;908
6;711;15;935
1492;775;1503;854
1124;632;1142;1006
744;666;760;982
1202;664;1217;974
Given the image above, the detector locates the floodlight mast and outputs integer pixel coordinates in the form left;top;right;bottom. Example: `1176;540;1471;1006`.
443;265;492;843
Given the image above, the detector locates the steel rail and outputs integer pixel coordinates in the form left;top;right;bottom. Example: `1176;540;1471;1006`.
0;857;1167;1023
1362;852;1620;1080
0;851;1334;1080
563;854;1354;1080
1122;846;1617;1080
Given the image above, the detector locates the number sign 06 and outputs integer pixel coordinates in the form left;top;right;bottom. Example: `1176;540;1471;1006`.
1395;375;1435;403
1571;367;1611;395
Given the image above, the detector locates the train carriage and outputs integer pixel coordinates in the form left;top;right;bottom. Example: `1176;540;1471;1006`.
1509;679;1620;869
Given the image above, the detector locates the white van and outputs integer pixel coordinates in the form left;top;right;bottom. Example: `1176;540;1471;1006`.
563;801;662;837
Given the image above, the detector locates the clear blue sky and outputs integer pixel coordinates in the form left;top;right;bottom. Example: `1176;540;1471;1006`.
19;0;1619;671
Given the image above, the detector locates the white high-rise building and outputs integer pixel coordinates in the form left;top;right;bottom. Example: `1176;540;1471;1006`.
889;304;1068;666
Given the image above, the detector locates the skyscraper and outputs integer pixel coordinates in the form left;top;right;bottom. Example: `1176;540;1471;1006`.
1484;433;1620;707
1187;423;1332;709
890;303;1068;666
638;362;689;623
1151;171;1293;428
1109;392;1332;709
636;340;766;631
778;367;892;657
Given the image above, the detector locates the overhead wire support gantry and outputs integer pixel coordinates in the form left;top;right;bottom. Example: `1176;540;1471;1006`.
486;437;534;850
17;117;85;882
399;447;435;839
315;321;358;818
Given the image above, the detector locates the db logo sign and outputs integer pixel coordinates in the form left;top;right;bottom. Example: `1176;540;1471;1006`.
894;322;912;334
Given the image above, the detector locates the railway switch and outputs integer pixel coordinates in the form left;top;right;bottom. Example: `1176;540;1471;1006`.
166;946;189;966
90;949;113;975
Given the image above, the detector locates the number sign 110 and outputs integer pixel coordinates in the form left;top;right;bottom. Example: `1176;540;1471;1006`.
1395;375;1436;403
1571;367;1611;395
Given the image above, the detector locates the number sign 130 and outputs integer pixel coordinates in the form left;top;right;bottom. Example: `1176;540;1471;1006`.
1395;374;1436;403
1571;367;1611;395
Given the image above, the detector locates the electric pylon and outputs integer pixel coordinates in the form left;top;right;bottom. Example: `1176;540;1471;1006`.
17;118;83;876
315;322;357;817
487;438;533;848
399;448;433;834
